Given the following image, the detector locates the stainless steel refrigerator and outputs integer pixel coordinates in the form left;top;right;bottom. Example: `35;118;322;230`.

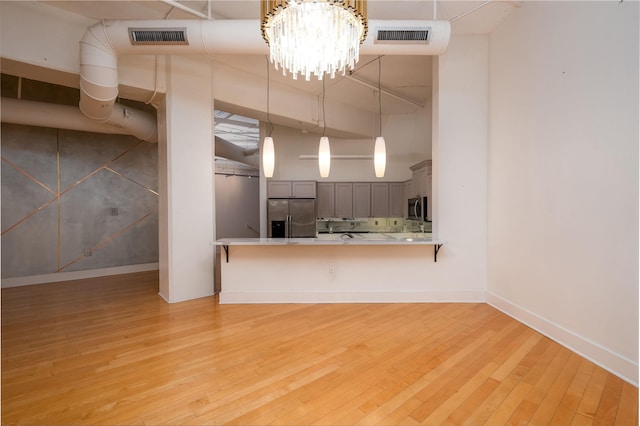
267;199;316;238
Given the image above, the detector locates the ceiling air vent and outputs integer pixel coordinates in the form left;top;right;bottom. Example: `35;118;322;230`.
129;28;188;45
375;27;431;44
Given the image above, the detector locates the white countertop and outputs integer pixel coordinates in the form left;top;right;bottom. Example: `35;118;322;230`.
214;233;443;246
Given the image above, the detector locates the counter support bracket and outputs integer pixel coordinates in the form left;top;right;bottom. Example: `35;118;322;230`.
434;244;443;262
223;245;229;263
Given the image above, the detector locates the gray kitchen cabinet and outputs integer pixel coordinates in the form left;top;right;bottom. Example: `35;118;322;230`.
371;183;389;217
267;181;292;198
410;160;432;198
403;180;413;218
353;183;371;218
334;183;353;218
316;182;335;218
292;181;316;198
267;180;316;198
389;182;404;217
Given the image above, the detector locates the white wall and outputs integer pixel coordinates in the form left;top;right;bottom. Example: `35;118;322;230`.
265;106;431;182
215;175;260;238
487;1;638;384
222;34;490;304
431;34;489;295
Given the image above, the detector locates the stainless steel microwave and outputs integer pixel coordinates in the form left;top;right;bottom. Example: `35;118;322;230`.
408;197;428;221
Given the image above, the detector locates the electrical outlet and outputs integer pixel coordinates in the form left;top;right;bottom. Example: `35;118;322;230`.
328;263;335;274
83;248;92;257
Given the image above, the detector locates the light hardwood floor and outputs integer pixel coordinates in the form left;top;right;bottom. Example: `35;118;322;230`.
2;271;637;425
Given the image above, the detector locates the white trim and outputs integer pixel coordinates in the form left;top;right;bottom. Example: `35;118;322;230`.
486;292;638;386
219;290;486;304
1;263;159;288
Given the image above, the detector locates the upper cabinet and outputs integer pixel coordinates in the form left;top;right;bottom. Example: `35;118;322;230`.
408;160;433;220
267;180;316;198
371;183;389;217
389;183;404;218
409;160;432;198
334;183;354;218
352;183;371;218
316;183;335;218
309;181;406;218
292;181;316;198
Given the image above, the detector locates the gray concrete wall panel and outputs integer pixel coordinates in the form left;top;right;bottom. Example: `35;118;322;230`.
1;123;58;191
1;123;159;279
1;160;56;233
109;141;159;193
58;168;158;269
1;202;58;278
58;130;138;191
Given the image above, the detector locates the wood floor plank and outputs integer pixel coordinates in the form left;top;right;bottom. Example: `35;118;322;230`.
615;380;639;426
550;358;597;425
593;373;625;425
1;272;636;425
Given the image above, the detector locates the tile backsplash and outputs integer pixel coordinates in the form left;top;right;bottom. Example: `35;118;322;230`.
316;218;432;234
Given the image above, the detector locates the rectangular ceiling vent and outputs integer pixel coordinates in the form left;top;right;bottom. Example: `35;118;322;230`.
375;27;431;44
129;28;188;45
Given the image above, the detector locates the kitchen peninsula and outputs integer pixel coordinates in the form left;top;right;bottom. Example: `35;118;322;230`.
214;218;446;304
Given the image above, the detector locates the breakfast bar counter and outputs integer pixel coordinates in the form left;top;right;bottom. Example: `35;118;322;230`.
214;234;444;262
212;235;461;304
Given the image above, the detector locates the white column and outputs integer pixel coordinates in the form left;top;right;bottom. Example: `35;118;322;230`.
431;35;489;290
158;56;215;303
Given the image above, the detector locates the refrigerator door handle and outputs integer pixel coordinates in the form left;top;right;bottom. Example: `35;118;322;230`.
287;214;291;238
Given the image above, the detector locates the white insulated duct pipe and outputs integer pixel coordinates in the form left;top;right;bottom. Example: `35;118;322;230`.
214;136;259;168
1;97;135;136
1;97;258;168
79;18;450;123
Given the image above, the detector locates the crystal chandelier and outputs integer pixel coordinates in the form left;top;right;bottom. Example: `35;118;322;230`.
260;0;368;81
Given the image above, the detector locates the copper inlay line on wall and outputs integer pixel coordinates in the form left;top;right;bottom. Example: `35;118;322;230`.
1;156;57;195
104;167;159;196
57;209;159;272
58;140;146;198
1;196;59;237
2;140;146;238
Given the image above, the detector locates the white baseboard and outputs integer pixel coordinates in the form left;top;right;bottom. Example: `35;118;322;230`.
486;292;638;386
219;290;486;304
1;263;159;288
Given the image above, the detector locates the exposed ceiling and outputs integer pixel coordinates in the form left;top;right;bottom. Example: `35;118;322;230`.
10;1;516;169
40;1;517;118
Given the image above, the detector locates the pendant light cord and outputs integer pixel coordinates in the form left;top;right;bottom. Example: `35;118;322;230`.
322;78;327;137
265;55;273;137
378;56;382;136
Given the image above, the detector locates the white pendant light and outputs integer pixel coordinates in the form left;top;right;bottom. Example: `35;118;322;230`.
318;78;331;177
374;136;386;178
263;136;275;178
263;55;275;178
374;56;386;178
318;136;331;178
